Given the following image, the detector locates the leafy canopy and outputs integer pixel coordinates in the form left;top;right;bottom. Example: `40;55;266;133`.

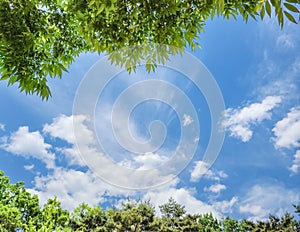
0;0;299;99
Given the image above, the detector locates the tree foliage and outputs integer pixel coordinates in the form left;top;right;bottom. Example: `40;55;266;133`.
294;204;300;216
0;170;41;230
0;0;299;99
0;170;300;231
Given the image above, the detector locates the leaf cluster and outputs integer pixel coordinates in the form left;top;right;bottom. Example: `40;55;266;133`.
0;0;299;99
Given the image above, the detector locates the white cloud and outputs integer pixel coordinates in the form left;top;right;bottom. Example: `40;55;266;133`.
27;163;235;218
182;114;193;126
222;96;282;142
43;114;96;167
24;164;34;170
43;114;75;144
0;123;4;131
143;187;222;218
272;108;300;149
239;183;300;221
96;101;163;156
289;150;300;173
43;114;94;146
43;114;178;189
213;197;238;214
133;152;169;170
28;167;136;210
272;108;300;173
204;184;226;194
0;126;55;169
56;147;85;167
142;183;239;219
190;161;227;182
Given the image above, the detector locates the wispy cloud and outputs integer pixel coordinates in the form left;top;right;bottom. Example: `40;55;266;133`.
276;33;295;49
24;164;34;171
222;96;281;142
251;50;300;103
249;17;300;104
239;183;300;221
0;123;4;131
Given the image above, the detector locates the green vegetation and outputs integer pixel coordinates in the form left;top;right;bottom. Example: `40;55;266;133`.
0;171;299;231
0;0;300;99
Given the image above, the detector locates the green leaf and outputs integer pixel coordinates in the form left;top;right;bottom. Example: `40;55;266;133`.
286;0;300;3
278;9;284;28
8;75;18;85
284;2;300;12
284;10;298;22
98;4;106;14
266;1;272;17
59;63;68;72
260;5;266;19
145;62;151;73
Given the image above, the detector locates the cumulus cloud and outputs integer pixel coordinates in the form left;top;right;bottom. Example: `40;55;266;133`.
272;108;300;149
239;183;300;221
0;126;55;169
143;187;222;218
204;184;226;194
43;114;94;146
28;167;136;210
117;151;170;170
142;185;239;219
289;150;300;173
43;114;179;189
133;152;169;170
43;114;96;167
190;161;227;182
222;96;282;142
272;108;300;173
43;114;76;144
213;197;238;214
182;114;193;126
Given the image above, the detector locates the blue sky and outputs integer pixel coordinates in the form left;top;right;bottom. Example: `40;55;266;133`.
0;15;300;221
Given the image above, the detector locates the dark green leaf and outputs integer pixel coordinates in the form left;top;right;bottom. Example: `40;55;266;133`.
284;2;300;12
284;10;298;22
266;1;272;17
